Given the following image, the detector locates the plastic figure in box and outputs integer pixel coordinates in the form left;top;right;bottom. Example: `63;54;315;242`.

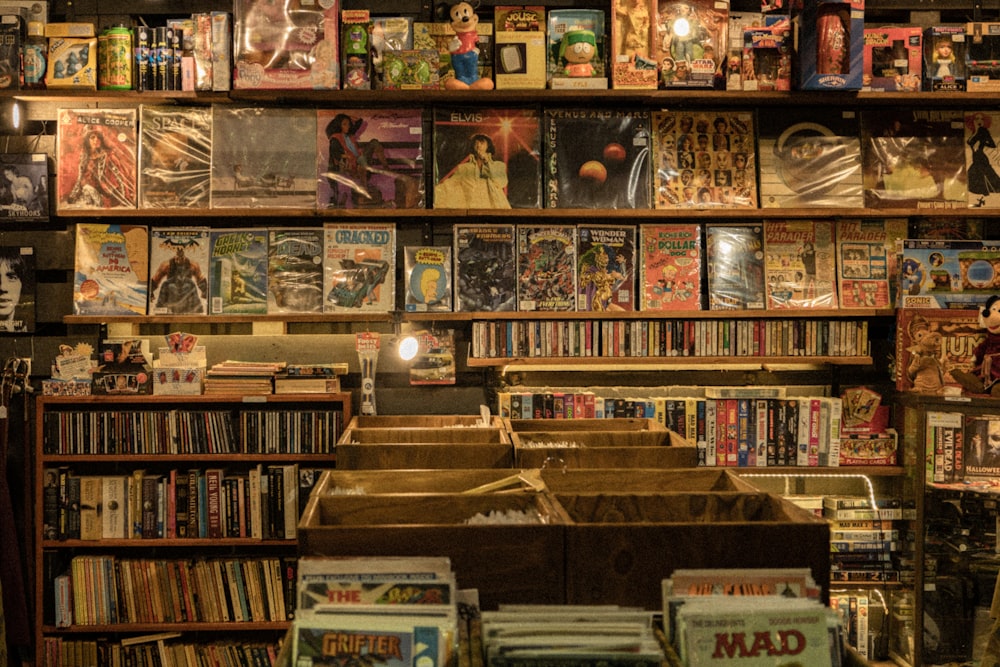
816;6;848;75
445;1;494;90
933;36;956;78
615;0;651;58
559;30;598;77
952;295;1000;396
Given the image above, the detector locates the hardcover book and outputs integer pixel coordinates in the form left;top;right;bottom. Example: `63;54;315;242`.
762;220;837;309
453;223;517;312
544;108;651;209
317;108;425;210
210;106;317;209
651;109;757;209
57;108;138;211
323;222;396;312
0;246;34;333
208;229;268;315
73;223;149;316
639;223;702;311
860;108;967;209
138;105;212;209
404;246;452;312
432;106;541;209
0;154;48;220
576;224;635;311
705;224;765;311
147;227;210;316
517;224;577;312
267;228;325;314
895;308;983;394
837;218;908;309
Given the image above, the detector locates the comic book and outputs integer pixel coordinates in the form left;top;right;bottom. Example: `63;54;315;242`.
895;308;982;394
210;106;317;209
147;227;210;316
138;106;212;209
860;109;966;209
57;108;138;211
292;613;452;667
73;223;149;316
837;218;909;309
965;110;1000;208
762;220;837;309
404;246;452;312
208;229;268;315
317;108;425;210
0;246;35;333
639;223;702;311
516;225;577;312
899;238;1000;309
267;228;324;314
576;223;635;311
410;330;456;385
323;222;396;313
757;107;862;208
705;224;765;311
544;108;651;209
453;223;517;312
0;154;48;220
651;109;757;209
432;106;541;209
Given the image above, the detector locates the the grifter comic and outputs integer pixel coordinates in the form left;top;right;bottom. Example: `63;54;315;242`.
323;222;396;313
148;227;210;316
268;228;324;314
576;223;635;311
639;223;702;311
208;229;268;315
453;223;516;312
404;246;452;312
517;225;576;312
57;108;138;211
705;224;765;310
138;105;212;209
74;223;149;315
763;220;837;309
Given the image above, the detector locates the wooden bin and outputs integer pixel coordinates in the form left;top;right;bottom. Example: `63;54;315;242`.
337;424;514;469
503;417;666;433
311;468;534;495
538;468;761;494
298;492;567;609
349;415;505;429
551;491;831;611
512;429;697;468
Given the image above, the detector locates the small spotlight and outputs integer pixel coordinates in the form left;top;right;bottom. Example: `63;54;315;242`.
398;335;419;361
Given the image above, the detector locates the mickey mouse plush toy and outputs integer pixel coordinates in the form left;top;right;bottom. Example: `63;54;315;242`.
445;1;494;90
952;294;1000;396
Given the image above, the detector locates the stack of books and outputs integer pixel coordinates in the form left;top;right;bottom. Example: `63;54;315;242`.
203;360;286;395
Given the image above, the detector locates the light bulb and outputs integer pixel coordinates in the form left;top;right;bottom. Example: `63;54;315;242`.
398;335;419;361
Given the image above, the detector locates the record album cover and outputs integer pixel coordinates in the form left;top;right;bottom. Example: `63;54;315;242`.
323;222;396;312
138;106;212;209
639;223;702;311
0;246;35;333
763;220;837;309
57;108;138;211
517;224;576;311
268;228;324;314
208;229;268;315
453;223;517;312
147;227;210;315
0;154;47;220
966;111;1000;208
706;224;765;310
576;223;635;311
74;223;149;315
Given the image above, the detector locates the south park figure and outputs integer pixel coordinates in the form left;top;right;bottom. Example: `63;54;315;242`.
445;1;494;90
560;29;598;77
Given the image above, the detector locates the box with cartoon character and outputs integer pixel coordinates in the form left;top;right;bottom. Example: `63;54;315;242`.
863;25;922;92
899;239;1000;309
792;0;864;90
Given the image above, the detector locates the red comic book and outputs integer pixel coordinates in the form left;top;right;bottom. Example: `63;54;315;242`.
639;223;702;311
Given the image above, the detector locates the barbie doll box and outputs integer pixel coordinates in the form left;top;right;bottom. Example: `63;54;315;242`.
924;25;966;92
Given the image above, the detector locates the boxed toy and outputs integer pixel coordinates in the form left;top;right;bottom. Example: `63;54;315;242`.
924;25;965;92
658;0;729;89
371;16;412;89
741;23;791;90
46;36;97;88
610;0;658;89
413;21;492;90
899;239;1000;309
967;21;1000;92
381;49;440;89
792;0;864;90
725;10;765;90
341;8;371;89
546;9;606;89
494;5;547;90
863;26;922;91
233;0;340;90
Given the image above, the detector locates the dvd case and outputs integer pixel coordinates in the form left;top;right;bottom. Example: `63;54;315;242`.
57;108;138;211
138;106;212;209
147;227;210;316
453;223;517;312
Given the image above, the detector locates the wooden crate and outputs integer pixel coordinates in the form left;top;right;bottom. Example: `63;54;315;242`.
504;417;666;432
336;423;514;470
349;415;505;429
538;468;760;493
311;469;536;495
512;429;697;468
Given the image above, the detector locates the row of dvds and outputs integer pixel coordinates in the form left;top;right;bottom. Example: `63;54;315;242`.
40;636;277;667
472;318;870;360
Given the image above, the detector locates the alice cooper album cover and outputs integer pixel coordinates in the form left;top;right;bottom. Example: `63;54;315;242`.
0;154;48;220
57;108;138;211
139;106;212;209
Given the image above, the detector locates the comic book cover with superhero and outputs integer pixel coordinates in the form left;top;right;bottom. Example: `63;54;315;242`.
0;154;49;220
576;223;635;311
317;108;425;210
323;222;396;313
138;106;212;209
517;224;577;312
268;228;324;314
639;223;702;311
147;227;210;315
208;228;268;315
73;223;149;315
453;223;516;312
57;108;137;211
705;224;765;311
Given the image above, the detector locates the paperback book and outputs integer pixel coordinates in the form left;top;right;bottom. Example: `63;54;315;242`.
317;108;425;210
323;222;396;312
576;224;635;311
73;223;149;316
544;108;651;209
208;229;268;315
638;223;702;311
57;108;138;211
517;225;577;312
705;225;765;311
267;228;325;314
138;105;212;209
453;223;517;312
762;220;837;309
0;246;35;332
0;154;48;220
404;246;452;312
147;227;210;316
432;106;541;209
836;218;908;309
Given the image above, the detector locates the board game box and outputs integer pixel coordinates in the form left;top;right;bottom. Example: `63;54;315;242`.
57;108;137;211
453;223;517;312
576;223;635;311
323;222;396;313
896;308;983;394
517;225;577;311
0;154;49;220
0;246;35;332
147;227;210;316
899;238;1000;309
639;223;702;311
317;108;425;210
763;220;837;309
651;109;757;208
267;228;324;314
138;105;212;209
73;223;148;315
208;228;268;315
544;108;651;209
404;245;452;312
705;224;765;310
433;106;541;209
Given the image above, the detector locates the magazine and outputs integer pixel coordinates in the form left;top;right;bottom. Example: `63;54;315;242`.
208;229;268;315
57;108;138;211
73;223;149;316
267;228;324;314
705;225;765;310
762;220;837;309
323;223;396;313
639;223;702;311
147;227;210;316
836;218;908;309
138;105;212;209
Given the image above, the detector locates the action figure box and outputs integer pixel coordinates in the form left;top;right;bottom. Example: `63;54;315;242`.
546;9;607;89
148;227;210;316
966;22;1000;92
380;49;440;89
57;108;137;211
341;9;371;90
965;110;1000;208
494;6;547;90
433;106;541;210
516;224;577;312
725;10;765;90
610;0;658;90
232;0;340;90
138;106;212;210
46;36;97;88
658;0;729;89
322;222;396;313
413;21;492;89
576;224;635;312
208;229;268;315
210;106;317;209
757;106;862;208
791;0;864;90
862;26;922;92
860;109;967;209
741;23;792;91
371;16;413;89
453;223;516;312
0;154;49;220
899;239;1000;309
924;25;966;92
544;108;650;209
